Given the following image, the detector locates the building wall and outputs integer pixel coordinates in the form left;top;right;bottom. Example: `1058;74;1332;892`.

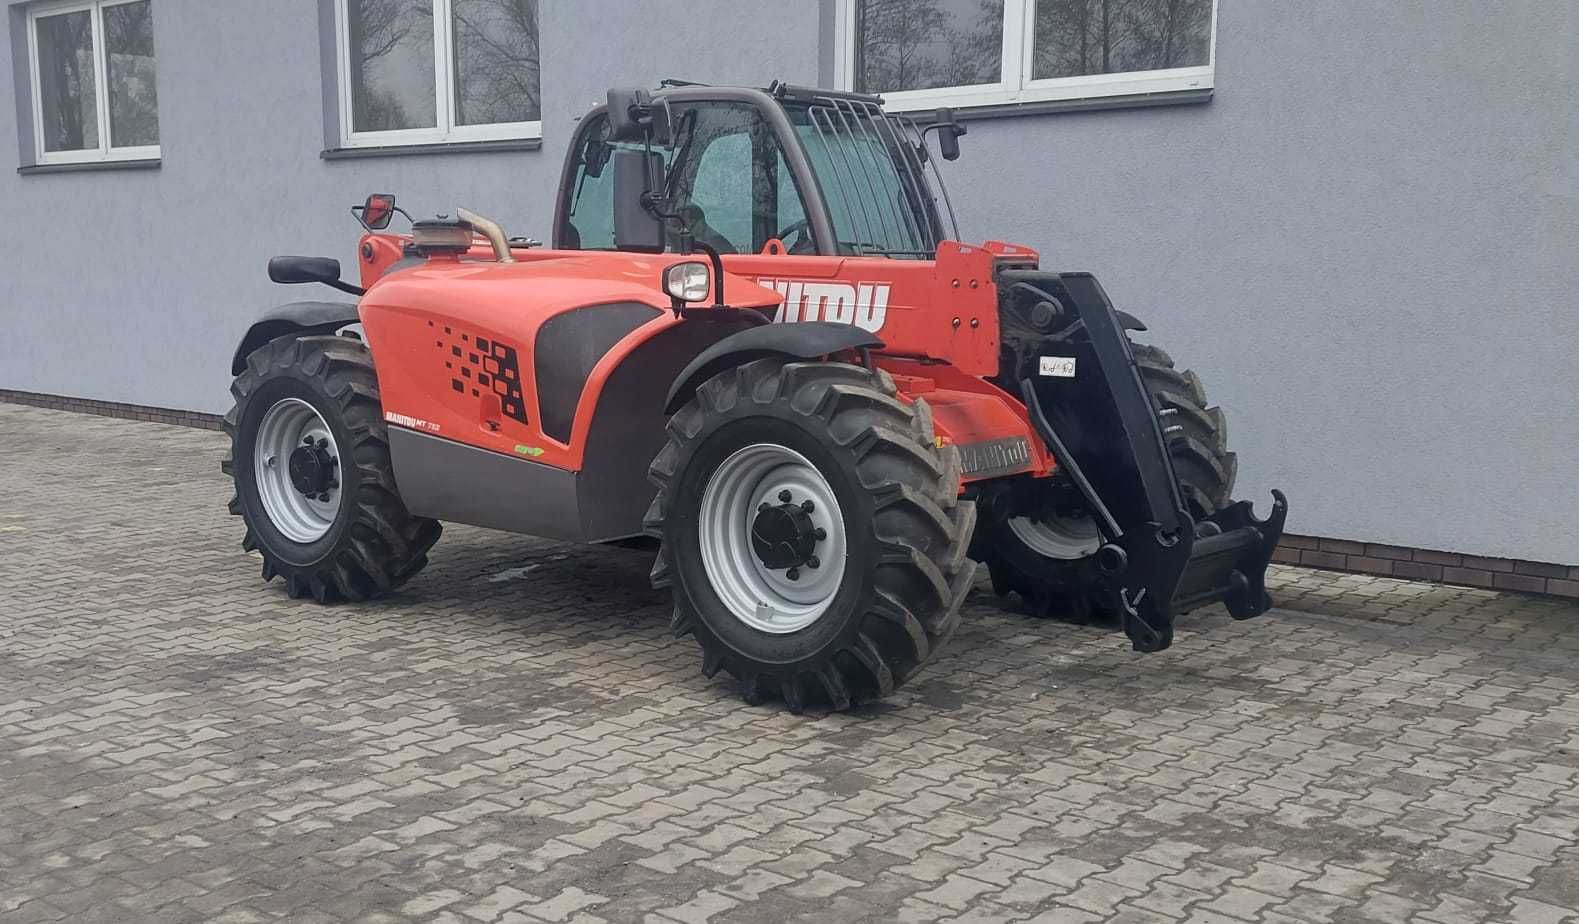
2;1;1576;564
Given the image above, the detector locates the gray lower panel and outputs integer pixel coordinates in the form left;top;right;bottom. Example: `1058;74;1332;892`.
389;427;586;542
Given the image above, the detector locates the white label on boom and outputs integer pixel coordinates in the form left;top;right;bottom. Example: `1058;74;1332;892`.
1039;356;1077;378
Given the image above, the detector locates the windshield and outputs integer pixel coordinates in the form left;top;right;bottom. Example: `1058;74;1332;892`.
784;99;954;259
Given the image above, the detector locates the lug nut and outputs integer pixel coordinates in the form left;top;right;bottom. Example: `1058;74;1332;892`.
303;436;315;445
786;567;800;581
778;490;792;503
807;556;820;569
317;492;330;502
264;454;277;468
801;500;815;513
317;438;329;449
814;527;827;541
758;502;770;513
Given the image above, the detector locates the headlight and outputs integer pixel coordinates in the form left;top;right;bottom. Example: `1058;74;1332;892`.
662;261;710;303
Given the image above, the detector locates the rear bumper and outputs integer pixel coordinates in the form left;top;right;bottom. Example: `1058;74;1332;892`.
1002;268;1289;652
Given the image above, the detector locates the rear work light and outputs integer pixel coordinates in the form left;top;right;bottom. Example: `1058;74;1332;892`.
411;218;475;257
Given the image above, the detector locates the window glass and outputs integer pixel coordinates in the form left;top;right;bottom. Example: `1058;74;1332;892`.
35;10;98;153
563;116;665;250
685;128;753;253
104;0;159;147
787;104;934;258
854;0;1004;93
1032;0;1211;79
451;0;540;125
668;104;813;255
564;104;813;256
348;0;437;132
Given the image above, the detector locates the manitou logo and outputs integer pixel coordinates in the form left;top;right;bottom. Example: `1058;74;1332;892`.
756;278;891;333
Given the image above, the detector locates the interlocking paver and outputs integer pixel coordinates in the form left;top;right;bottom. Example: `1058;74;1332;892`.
3;402;1579;923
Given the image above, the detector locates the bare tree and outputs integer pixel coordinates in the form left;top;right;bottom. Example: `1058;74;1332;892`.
451;0;541;125
350;0;421;131
104;1;159;147
37;12;95;150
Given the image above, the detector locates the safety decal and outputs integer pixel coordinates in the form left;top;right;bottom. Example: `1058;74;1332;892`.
429;321;529;425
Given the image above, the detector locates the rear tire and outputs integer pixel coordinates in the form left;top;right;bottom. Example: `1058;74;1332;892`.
978;341;1235;618
645;358;976;712
223;334;441;602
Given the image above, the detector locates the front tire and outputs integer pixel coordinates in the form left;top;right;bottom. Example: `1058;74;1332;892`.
222;334;441;602
645;358;976;712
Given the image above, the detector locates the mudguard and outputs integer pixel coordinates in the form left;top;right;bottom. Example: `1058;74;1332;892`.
230;300;359;374
663;321;884;414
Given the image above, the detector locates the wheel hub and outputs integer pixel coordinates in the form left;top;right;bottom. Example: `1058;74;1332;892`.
253;397;343;544
697;444;847;634
288;441;337;496
750;495;822;571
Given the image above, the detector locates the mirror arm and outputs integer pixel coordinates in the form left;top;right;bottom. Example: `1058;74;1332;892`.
325;278;367;297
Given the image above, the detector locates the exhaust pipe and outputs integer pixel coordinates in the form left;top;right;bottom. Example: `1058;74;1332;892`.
456;207;515;264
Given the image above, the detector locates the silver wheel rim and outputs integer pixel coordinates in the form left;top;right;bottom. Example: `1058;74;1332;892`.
253;398;342;544
698;444;847;634
1008;512;1101;560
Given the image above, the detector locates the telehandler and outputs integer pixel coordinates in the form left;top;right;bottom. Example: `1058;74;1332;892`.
225;82;1286;711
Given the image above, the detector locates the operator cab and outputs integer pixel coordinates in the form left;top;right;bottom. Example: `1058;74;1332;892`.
553;84;964;261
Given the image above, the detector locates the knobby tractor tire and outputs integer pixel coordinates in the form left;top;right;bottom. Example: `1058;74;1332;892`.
222;334;441;602
979;341;1236;617
645;358;977;713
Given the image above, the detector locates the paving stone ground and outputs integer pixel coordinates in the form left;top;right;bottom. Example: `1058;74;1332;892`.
2;402;1578;924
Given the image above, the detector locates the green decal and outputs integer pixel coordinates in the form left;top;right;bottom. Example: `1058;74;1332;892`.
514;444;545;457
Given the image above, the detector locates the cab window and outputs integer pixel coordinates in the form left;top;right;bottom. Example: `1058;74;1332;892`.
561;114;662;250
560;102;815;255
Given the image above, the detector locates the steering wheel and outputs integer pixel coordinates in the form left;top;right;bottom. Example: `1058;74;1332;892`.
774;218;815;254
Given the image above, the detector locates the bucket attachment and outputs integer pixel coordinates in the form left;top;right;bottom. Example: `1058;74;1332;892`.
1001;269;1290;653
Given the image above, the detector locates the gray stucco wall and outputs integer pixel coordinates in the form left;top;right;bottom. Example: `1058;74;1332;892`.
929;2;1579;563
1;1;1575;563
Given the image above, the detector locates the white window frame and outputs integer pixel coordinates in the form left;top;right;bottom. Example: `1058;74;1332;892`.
333;0;541;149
26;0;160;166
833;0;1216;113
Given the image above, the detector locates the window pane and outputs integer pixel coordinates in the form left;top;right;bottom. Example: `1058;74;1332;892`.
104;0;159;147
35;10;98;153
562;116;669;250
787;104;936;258
854;0;1004;93
666;104;816;255
1033;0;1211;79
452;0;540;125
348;0;436;132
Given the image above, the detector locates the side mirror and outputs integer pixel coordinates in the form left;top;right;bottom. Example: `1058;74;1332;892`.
268;256;366;296
269;256;344;286
612;148;665;253
358;193;396;230
606;88;671;144
930;108;966;161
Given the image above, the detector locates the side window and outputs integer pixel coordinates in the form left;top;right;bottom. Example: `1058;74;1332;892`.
561;115;661;250
668;104;814;255
562;102;814;255
688;131;753;253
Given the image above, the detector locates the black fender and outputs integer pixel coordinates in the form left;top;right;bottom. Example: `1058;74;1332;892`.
663;321;884;414
231;300;360;375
